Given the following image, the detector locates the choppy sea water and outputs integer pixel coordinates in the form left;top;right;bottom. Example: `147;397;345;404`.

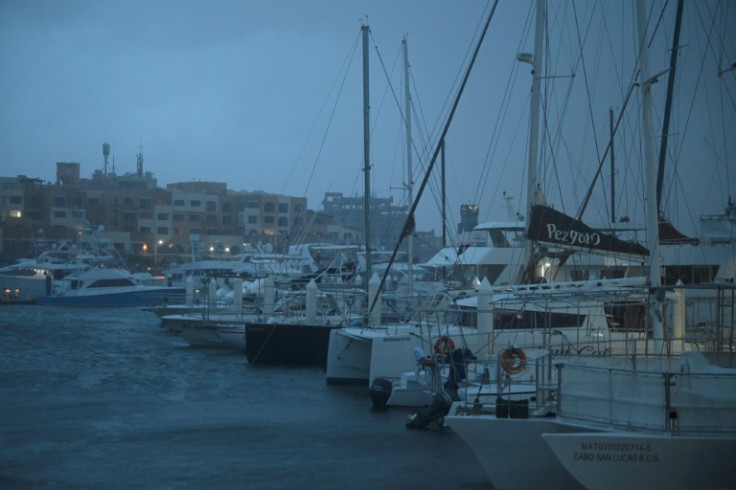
0;306;491;489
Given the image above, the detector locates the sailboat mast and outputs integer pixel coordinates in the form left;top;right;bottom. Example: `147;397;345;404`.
656;0;684;212
441;140;447;248
636;0;664;353
524;0;545;279
403;36;414;293
362;24;372;283
610;108;615;223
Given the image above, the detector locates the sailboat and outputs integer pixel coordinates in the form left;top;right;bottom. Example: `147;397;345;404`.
445;2;736;489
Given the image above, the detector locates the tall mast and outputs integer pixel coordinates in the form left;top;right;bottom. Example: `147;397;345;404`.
636;0;664;353
523;0;545;280
441;140;447;248
403;36;414;293
656;0;684;212
362;24;372;283
610;108;615;223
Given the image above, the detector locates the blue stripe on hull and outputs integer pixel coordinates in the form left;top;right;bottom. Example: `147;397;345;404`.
37;289;185;307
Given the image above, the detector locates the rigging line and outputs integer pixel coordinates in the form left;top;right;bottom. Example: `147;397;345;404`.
282;29;361;197
372;35;407;145
548;2;597;215
576;80;638;220
369;0;500;315
665;1;720;214
303;36;362;199
571;1;602;202
697;1;736;112
473;2;535;213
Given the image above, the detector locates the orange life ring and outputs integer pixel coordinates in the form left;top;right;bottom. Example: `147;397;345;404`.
434;335;456;355
500;348;527;375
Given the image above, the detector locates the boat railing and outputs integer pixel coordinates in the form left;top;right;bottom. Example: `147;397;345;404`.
554;357;736;435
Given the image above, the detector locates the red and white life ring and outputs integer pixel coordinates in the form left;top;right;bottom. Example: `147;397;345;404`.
434;335;456;355
500;348;527;375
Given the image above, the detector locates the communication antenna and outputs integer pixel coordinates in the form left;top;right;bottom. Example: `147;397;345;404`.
102;142;110;175
136;143;144;176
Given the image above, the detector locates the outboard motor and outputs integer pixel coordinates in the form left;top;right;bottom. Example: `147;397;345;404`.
405;389;455;429
406;347;473;430
369;378;392;410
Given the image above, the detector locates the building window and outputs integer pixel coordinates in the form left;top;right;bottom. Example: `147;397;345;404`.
157;227;169;234
205;201;216;212
53;197;66;207
140;226;152;233
9;196;22;204
247;216;258;224
223;202;232;212
264;216;274;224
294;204;303;212
122;212;136;221
54;211;66;218
206;214;217;223
174;199;185;206
190;200;201;207
88;198;100;205
294;217;303;226
139;198;151;209
157;213;169;220
278;203;288;213
246;201;259;209
264;202;275;212
222;215;232;225
173;214;184;222
189;214;200;222
277;217;288;227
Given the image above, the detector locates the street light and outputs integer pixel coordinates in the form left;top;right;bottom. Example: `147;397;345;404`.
154;239;163;274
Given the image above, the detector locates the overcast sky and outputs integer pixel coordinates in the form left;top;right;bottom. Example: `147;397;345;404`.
1;0;734;239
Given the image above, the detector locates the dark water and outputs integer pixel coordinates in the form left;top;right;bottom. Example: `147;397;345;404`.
0;306;490;489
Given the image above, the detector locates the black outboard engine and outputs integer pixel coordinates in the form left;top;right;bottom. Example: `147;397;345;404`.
369;378;393;410
405;389;455;429
406;347;473;429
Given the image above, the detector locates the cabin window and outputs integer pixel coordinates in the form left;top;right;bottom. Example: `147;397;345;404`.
87;278;137;288
605;301;647;332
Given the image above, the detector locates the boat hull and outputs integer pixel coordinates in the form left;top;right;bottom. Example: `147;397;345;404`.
245;322;341;366
543;431;736;490
446;414;589;490
37;288;185;307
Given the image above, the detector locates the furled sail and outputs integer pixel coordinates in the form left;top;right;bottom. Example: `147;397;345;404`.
526;205;649;258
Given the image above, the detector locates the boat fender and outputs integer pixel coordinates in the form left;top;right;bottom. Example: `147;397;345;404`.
434;335;455;355
500;348;527;375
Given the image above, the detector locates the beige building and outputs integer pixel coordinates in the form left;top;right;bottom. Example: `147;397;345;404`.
0;164;327;265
